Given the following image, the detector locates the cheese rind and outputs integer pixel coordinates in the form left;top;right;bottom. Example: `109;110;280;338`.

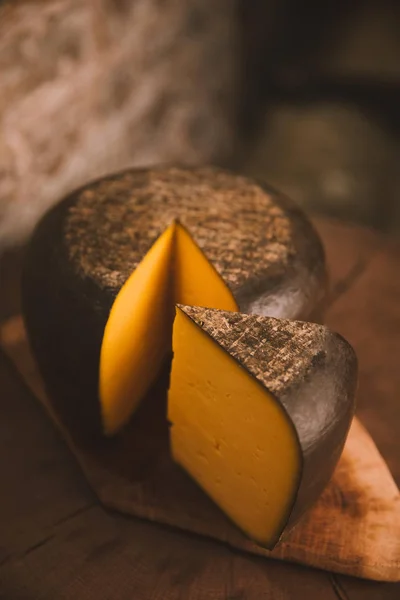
64;166;326;320
168;305;358;546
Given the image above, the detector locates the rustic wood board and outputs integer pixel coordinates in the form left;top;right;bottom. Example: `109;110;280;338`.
1;315;399;583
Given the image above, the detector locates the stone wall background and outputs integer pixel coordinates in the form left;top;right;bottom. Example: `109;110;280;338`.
0;0;399;251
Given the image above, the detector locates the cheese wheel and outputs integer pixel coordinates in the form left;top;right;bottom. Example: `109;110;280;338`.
168;305;358;548
22;166;327;436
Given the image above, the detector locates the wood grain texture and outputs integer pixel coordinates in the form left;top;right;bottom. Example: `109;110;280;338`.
313;218;383;307
0;220;399;598
0;342;341;600
1;315;399;582
325;240;400;486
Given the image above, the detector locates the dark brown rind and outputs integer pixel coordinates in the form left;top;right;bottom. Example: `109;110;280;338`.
179;305;358;541
22;166;327;437
63;166;327;319
22;198;113;440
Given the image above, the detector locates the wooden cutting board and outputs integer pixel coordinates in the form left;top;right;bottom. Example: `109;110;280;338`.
1;315;399;583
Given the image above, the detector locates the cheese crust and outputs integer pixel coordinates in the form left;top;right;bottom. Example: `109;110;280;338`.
63;166;327;319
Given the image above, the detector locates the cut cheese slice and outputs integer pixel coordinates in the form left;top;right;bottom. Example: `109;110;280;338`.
100;222;238;434
168;305;357;548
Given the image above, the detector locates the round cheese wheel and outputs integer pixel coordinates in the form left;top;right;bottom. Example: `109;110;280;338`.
22;166;327;436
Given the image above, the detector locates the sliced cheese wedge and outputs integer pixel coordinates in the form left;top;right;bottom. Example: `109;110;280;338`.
168;305;357;548
100;222;238;434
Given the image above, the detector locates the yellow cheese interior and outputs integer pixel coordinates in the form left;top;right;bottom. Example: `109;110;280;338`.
100;224;175;435
168;308;302;547
100;222;238;434
174;222;238;310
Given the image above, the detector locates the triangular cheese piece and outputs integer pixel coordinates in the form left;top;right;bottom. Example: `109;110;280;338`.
168;305;357;548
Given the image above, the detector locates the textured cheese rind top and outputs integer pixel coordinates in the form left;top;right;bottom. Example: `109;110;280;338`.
64;166;326;319
179;305;358;531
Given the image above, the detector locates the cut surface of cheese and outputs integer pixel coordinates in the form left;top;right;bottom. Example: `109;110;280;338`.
100;222;238;434
100;223;175;435
174;221;238;311
168;305;357;548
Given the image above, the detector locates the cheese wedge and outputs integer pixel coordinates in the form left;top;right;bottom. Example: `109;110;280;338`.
168;305;357;548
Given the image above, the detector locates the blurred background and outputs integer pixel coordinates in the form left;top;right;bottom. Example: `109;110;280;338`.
0;0;400;253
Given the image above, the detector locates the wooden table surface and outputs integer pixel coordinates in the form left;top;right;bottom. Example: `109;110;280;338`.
0;218;399;600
